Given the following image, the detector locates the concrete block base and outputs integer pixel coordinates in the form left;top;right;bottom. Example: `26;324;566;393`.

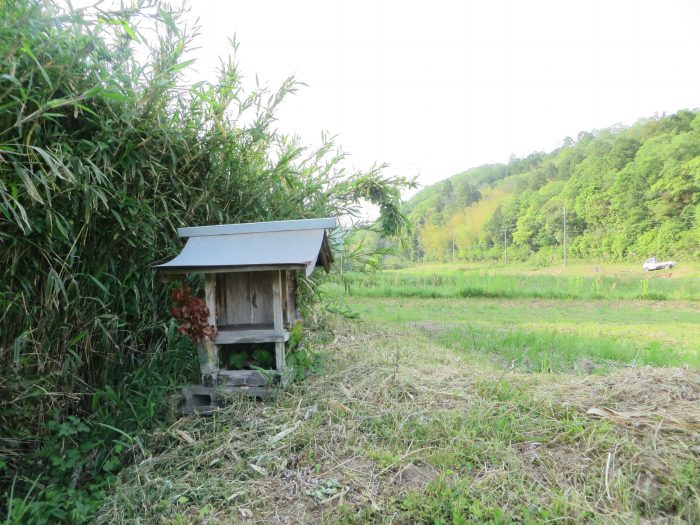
181;385;276;415
181;385;221;415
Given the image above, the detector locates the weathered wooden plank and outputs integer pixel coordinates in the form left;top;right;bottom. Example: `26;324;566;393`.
275;342;286;373
216;370;271;387
215;273;226;326
272;271;286;372
204;273;217;326
216;386;275;400
251;271;273;325
214;329;289;344
196;339;218;386
272;271;283;332
216;271;275;326
225;273;246;325
281;270;289;324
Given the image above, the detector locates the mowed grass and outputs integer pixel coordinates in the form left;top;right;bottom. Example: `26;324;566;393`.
101;322;700;524
101;266;700;523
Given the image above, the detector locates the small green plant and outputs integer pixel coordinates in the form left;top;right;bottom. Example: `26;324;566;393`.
227;352;248;369
251;346;275;369
226;345;275;369
592;274;603;297
639;278;650;297
285;322;320;380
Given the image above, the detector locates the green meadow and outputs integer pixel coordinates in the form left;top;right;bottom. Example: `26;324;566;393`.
334;263;700;301
326;263;700;371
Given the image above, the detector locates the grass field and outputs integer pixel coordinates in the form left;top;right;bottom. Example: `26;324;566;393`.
101;264;700;523
335;263;700;301
337;297;700;372
327;262;700;372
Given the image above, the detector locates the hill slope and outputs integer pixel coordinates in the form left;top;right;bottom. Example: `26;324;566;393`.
404;110;700;262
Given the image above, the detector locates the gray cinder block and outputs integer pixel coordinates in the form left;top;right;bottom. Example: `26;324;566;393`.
181;385;220;415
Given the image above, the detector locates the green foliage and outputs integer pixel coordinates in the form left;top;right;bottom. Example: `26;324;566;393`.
251;347;274;369
0;1;411;521
401;111;700;262
227;352;248;370
285;322;320;380
225;344;275;370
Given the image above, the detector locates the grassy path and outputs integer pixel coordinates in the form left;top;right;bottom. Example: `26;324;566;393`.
101;320;700;523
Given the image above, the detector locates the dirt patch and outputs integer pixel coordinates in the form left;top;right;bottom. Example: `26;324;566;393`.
391;463;439;492
409;321;448;334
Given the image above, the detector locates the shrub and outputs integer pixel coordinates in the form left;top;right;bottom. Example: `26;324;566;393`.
0;1;412;520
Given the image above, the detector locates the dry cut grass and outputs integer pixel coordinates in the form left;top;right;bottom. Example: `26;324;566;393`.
98;320;700;524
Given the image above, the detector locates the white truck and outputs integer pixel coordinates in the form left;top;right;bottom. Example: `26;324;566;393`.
642;257;676;271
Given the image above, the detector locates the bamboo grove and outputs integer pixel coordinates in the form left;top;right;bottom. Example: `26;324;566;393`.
0;1;412;520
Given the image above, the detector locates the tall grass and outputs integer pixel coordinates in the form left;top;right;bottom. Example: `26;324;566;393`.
334;271;700;301
0;1;411;520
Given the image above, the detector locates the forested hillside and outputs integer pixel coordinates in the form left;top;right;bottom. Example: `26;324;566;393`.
401;111;700;263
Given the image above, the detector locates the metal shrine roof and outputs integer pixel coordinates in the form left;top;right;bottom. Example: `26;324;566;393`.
156;217;336;276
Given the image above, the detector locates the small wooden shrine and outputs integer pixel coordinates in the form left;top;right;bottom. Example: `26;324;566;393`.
156;217;336;412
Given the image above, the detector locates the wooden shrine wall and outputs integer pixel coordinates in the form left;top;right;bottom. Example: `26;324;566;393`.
215;271;275;327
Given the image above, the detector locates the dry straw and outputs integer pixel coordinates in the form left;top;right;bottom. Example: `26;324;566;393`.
99;319;700;523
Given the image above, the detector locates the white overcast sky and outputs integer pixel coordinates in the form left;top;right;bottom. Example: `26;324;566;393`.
180;0;700;192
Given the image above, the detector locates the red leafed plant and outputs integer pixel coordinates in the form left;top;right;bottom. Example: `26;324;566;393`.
170;287;217;342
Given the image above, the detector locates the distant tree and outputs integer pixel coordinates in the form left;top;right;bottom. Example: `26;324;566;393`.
456;182;482;207
442;179;454;196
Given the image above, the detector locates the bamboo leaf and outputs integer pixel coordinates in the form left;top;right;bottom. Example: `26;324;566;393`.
120;21;139;42
168;59;195;74
67;329;88;347
158;8;178;33
73;103;98;118
29;146;73;181
101;90;130;103
45;98;71;108
83;85;103;98
15;167;44;204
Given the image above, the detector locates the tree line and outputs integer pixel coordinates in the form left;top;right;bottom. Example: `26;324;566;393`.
394;110;699;264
